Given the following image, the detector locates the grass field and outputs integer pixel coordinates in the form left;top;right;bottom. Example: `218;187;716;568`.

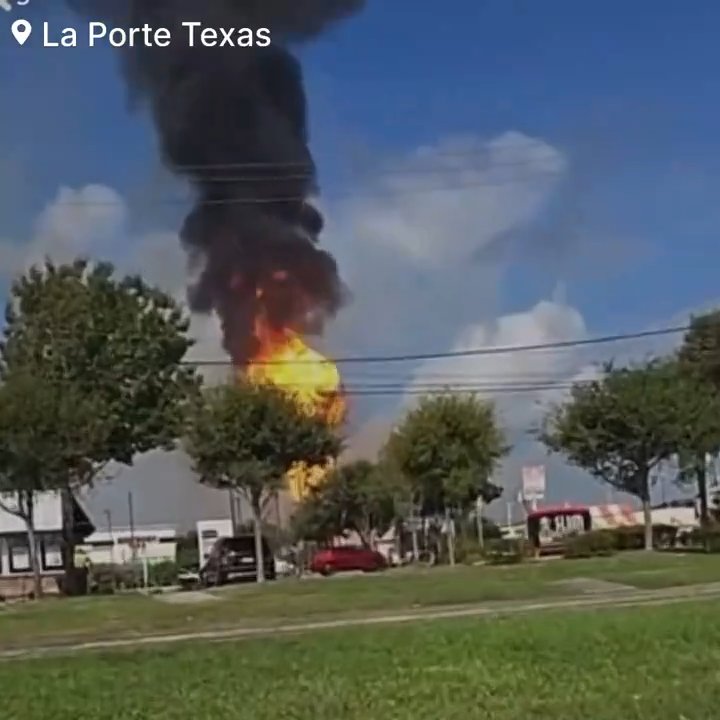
2;551;720;651
4;600;720;719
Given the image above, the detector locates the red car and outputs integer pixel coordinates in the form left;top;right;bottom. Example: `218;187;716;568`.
310;546;387;576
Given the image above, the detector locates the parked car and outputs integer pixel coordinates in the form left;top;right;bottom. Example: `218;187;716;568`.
200;535;276;586
310;546;387;576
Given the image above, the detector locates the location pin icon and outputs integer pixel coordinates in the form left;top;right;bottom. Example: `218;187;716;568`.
11;19;32;46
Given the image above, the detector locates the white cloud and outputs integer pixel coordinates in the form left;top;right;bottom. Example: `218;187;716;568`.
327;131;567;365
350;131;565;267
0;185;128;277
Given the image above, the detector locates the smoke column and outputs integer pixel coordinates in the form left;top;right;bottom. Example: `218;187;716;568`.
66;0;364;363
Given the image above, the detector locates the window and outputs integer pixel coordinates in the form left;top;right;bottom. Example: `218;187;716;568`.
42;540;63;570
8;538;31;573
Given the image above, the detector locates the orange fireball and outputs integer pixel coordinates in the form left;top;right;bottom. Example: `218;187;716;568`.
241;285;345;502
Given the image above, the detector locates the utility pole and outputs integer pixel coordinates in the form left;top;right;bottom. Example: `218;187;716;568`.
229;489;238;535
475;496;485;550
128;492;136;562
104;509;114;565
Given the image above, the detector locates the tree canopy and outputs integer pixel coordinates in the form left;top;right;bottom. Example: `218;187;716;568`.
383;393;507;517
679;310;720;387
1;260;198;483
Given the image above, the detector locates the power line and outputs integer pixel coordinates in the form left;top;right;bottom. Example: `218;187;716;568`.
46;173;563;208
183;325;687;367
167;153;563;184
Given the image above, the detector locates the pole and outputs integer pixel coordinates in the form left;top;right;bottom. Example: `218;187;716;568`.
128;492;136;562
506;501;512;530
475;496;484;550
229;489;238;535
104;509;114;565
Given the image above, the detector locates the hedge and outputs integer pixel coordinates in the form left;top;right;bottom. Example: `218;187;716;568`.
687;525;720;553
483;538;528;565
561;524;680;557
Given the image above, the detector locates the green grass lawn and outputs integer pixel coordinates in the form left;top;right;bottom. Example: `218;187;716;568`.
4;600;720;719
2;551;720;651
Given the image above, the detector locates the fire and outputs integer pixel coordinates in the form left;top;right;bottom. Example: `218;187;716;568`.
246;325;346;427
241;278;346;501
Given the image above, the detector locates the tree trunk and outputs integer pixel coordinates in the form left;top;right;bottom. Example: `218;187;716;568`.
641;498;653;551
251;498;266;584
23;494;43;600
445;508;456;566
696;454;710;527
61;487;77;588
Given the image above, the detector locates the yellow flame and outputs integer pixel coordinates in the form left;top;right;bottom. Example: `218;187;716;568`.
244;323;345;501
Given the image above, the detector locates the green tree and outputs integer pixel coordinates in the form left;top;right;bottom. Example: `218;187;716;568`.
384;394;506;515
678;311;720;524
184;380;342;582
293;461;397;547
383;394;507;564
541;361;685;550
1;260;198;582
0;370;106;597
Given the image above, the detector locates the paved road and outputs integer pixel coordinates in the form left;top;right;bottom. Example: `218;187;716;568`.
4;582;720;661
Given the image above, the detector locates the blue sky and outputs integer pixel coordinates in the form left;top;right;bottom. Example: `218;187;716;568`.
3;0;720;327
1;1;719;520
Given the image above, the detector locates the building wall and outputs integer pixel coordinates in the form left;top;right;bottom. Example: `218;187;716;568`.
77;526;177;566
0;532;64;579
196;519;234;566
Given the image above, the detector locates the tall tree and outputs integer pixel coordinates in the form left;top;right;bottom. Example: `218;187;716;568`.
384;394;506;515
678;311;720;524
0;370;105;598
1;260;198;582
383;394;506;563
293;461;397;547
184;380;342;582
541;361;684;550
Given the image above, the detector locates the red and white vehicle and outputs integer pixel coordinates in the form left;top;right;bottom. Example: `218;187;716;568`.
527;504;636;555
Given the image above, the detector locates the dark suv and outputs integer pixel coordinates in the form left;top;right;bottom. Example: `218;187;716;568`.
200;535;276;586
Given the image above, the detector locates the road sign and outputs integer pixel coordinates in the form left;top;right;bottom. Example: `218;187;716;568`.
522;465;546;500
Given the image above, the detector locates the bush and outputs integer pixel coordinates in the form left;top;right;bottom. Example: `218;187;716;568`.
147;561;179;587
688;525;720;553
455;537;485;565
606;524;678;551
484;538;528;565
88;564;142;594
563;531;616;559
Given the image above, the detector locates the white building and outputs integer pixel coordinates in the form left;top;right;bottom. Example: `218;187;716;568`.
196;519;233;566
77;525;178;566
0;491;94;597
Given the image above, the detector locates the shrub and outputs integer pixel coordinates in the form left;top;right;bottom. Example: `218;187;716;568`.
688;525;720;553
88;564;141;594
454;537;485;565
599;524;679;551
484;538;527;565
563;530;616;559
147;561;179;587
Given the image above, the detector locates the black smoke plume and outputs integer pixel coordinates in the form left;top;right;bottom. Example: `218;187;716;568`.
66;0;364;363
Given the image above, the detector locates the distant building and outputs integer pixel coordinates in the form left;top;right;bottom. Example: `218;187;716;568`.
77;525;177;566
0;491;94;598
196;519;234;566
